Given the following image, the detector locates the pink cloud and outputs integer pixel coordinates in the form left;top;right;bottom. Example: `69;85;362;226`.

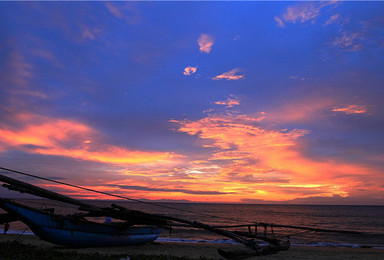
212;68;244;81
283;4;320;24
2;51;55;107
332;104;368;114
331;31;363;51
81;27;101;40
265;97;336;124
325;14;340;26
275;1;339;26
198;34;214;53
274;17;285;28
105;2;124;19
183;66;197;76
105;2;141;25
7;51;34;87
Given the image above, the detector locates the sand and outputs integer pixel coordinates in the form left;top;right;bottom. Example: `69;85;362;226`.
1;234;383;259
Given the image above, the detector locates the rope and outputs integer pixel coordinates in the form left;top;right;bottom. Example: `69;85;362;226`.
14;226;30;242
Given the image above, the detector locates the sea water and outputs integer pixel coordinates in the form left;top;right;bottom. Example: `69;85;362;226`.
1;199;384;249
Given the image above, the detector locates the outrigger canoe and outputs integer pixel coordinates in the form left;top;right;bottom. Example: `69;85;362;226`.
0;198;161;247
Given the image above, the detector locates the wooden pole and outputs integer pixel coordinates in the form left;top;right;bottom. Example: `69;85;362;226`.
0;173;98;210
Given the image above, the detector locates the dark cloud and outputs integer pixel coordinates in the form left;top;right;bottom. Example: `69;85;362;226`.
288;195;384;206
227;174;290;184
242;195;384;205
110;185;231;195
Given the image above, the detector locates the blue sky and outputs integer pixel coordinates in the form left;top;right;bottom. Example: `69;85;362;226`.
0;1;383;204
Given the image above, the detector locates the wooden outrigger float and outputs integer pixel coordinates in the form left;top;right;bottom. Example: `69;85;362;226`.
0;167;361;259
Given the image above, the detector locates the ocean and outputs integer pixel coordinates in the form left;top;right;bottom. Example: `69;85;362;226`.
1;199;384;249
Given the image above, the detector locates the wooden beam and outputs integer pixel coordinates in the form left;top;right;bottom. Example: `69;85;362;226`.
0;173;98;210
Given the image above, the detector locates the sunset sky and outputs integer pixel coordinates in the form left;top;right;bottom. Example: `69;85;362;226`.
0;1;383;205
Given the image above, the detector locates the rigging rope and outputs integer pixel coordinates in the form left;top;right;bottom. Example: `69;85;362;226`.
0;166;244;223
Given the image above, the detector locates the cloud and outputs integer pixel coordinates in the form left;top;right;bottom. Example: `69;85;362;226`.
265;97;336;124
274;17;285;28
332;104;368;115
331;31;363;52
81;27;101;40
325;14;340;26
39;5;105;42
183;66;197;76
6;51;34;87
214;96;240;108
105;2;141;25
275;1;338;27
1;51;51;102
0;113;178;165
174;112;309;180
110;184;230;195
328;14;384;53
241;193;384;205
277;2;381;53
289;75;319;81
172;109;378;202
198;34;214;53
288;194;384;205
105;2;124;19
212;68;244;81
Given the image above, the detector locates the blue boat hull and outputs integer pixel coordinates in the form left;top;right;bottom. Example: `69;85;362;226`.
0;199;162;247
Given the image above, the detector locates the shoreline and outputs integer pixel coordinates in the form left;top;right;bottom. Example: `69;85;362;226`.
1;234;384;259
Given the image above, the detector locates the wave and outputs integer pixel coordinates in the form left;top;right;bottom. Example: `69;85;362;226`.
291;241;384;250
2;229;383;250
0;229;34;235
157;237;384;249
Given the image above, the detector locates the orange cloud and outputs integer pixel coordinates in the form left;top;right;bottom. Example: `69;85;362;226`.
198;34;214;53
0;113;177;165
332;104;368;114
214;96;240;108
183;66;197;76
172;110;376;202
212;68;244;80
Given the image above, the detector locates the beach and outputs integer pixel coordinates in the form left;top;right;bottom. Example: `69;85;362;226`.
1;234;383;260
